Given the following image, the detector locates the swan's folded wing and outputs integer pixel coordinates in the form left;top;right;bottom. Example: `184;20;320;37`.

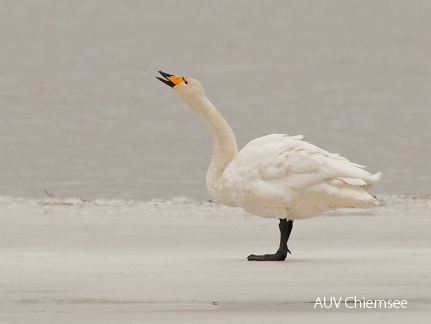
223;134;377;197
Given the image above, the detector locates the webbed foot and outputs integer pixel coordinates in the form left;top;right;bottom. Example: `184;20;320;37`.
247;248;291;261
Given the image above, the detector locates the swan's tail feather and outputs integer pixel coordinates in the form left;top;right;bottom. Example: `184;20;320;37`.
371;172;382;183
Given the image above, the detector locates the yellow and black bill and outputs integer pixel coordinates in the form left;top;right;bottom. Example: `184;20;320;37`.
156;71;186;88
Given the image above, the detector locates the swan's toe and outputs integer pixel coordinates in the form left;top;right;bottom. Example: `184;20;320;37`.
247;251;287;261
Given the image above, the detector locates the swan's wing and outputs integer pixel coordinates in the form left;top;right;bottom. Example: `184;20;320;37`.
223;134;378;208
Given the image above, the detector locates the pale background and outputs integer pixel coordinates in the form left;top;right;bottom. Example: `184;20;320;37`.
1;0;430;200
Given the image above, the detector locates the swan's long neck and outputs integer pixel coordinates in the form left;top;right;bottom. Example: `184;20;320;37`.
183;92;238;198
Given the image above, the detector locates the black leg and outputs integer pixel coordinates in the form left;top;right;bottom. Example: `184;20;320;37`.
247;218;293;261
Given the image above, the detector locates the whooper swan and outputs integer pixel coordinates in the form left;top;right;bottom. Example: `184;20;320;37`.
157;71;381;261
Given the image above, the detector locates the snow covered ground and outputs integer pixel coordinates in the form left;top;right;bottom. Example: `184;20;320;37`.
1;195;429;323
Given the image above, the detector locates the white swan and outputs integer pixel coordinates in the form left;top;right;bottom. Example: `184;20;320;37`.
157;71;381;261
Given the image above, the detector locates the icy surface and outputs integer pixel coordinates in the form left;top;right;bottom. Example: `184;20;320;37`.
0;195;430;323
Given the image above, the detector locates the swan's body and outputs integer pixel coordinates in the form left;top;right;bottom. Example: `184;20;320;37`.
157;71;380;261
218;133;379;219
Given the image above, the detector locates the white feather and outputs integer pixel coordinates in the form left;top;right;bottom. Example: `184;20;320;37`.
222;134;379;219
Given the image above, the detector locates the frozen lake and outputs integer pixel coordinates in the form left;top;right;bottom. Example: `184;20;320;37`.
0;195;430;323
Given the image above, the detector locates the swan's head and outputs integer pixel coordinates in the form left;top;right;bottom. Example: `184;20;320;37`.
157;71;205;101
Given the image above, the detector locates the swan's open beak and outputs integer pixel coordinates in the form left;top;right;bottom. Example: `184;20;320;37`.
156;71;186;88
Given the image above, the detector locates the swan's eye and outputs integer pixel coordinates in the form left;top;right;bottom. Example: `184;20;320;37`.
183;77;188;84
